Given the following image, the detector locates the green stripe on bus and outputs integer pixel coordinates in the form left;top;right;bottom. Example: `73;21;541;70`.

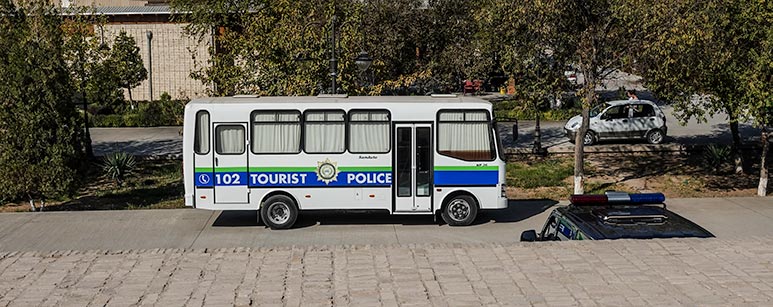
195;167;214;172
339;166;392;172
248;167;317;172
434;166;499;171
214;167;248;172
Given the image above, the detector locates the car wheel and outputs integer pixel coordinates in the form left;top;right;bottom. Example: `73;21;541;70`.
646;129;664;144
260;195;298;229
583;131;596;146
441;195;478;226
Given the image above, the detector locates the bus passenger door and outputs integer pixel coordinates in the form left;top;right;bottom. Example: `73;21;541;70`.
394;124;433;212
213;123;249;204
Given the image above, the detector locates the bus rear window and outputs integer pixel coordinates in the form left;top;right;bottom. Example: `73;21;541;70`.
437;110;495;161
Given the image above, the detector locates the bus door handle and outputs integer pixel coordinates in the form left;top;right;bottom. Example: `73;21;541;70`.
215;157;219;166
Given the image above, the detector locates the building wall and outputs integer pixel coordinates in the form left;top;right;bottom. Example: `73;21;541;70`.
103;23;211;101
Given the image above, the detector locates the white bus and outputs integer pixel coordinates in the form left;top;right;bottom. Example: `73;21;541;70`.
182;95;508;229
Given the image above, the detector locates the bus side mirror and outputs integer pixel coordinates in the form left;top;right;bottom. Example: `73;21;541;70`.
520;229;537;242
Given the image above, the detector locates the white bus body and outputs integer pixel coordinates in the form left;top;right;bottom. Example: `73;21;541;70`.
182;95;508;228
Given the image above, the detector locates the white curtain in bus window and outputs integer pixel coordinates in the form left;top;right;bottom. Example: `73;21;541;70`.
194;111;210;154
216;125;245;154
305;111;345;153
438;110;492;160
349;110;390;153
252;111;300;153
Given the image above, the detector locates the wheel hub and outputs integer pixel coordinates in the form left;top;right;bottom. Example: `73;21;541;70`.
448;199;470;222
268;202;290;224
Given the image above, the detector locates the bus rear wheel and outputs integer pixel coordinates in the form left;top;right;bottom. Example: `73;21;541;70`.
441;195;478;226
261;195;298;229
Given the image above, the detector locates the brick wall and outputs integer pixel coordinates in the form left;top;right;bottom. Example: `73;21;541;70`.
103;23;211;101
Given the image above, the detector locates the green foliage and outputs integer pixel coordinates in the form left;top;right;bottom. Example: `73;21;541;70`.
90;96;187;127
0;0;85;203
108;31;148;103
703;145;732;175
62;8;123;109
170;0;496;96
101;152;136;186
506;159;574;188
493;100;580;121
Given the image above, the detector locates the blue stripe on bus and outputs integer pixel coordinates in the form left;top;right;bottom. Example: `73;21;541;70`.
433;170;498;186
194;171;392;187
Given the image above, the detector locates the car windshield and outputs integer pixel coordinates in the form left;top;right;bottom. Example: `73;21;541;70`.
589;104;606;117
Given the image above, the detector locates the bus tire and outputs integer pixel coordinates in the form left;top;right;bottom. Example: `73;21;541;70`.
441;194;478;226
260;195;298;229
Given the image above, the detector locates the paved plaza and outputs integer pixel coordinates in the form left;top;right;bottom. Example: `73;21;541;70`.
1;238;773;306
0;197;772;306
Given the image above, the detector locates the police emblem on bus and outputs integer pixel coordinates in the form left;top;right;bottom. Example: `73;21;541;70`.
316;158;339;185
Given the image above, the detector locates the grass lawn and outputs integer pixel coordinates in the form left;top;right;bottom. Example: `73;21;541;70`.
0;159;184;212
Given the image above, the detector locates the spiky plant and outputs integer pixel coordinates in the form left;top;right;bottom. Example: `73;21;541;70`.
101;152;136;186
703;144;732;175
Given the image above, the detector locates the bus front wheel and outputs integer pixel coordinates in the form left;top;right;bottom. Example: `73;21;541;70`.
260;195;298;229
441;195;478;226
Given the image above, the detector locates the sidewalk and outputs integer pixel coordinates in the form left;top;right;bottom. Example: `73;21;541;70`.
1;238;772;306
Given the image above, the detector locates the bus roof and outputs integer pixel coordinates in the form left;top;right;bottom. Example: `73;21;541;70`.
187;95;492;106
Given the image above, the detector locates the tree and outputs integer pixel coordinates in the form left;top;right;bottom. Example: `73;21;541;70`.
109;31;148;109
631;0;772;194
562;0;641;193
0;0;85;209
485;0;574;154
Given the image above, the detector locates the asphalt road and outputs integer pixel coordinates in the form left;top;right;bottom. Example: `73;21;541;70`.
1;197;771;252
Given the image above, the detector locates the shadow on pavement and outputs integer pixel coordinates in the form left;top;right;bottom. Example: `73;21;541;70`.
93;139;182;157
210;199;558;228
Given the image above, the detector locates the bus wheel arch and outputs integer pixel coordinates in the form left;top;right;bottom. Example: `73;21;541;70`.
259;191;299;229
439;191;479;226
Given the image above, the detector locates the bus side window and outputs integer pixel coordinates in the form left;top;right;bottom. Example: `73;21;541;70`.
305;110;345;154
194;111;210;154
437;110;495;161
349;110;390;153
251;110;301;154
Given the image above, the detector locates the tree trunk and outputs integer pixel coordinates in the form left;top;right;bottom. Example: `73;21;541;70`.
728;111;744;173
534;99;542;154
759;127;769;197
574;107;590;194
128;87;135;110
28;195;36;212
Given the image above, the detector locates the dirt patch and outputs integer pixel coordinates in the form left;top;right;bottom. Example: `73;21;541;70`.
507;151;768;200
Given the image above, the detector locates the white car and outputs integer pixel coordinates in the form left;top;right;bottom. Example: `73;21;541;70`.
565;100;667;145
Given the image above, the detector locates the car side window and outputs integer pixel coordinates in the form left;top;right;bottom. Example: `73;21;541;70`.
631;104;655;118
541;216;560;240
604;106;628;119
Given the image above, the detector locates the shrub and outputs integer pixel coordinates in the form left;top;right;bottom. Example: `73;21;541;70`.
101;152;137;187
91;114;124;127
703;144;732;174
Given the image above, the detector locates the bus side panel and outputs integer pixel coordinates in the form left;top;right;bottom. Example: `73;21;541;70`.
434;187;503;210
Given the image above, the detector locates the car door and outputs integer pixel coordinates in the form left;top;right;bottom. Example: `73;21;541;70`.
597;105;630;138
629;104;657;138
